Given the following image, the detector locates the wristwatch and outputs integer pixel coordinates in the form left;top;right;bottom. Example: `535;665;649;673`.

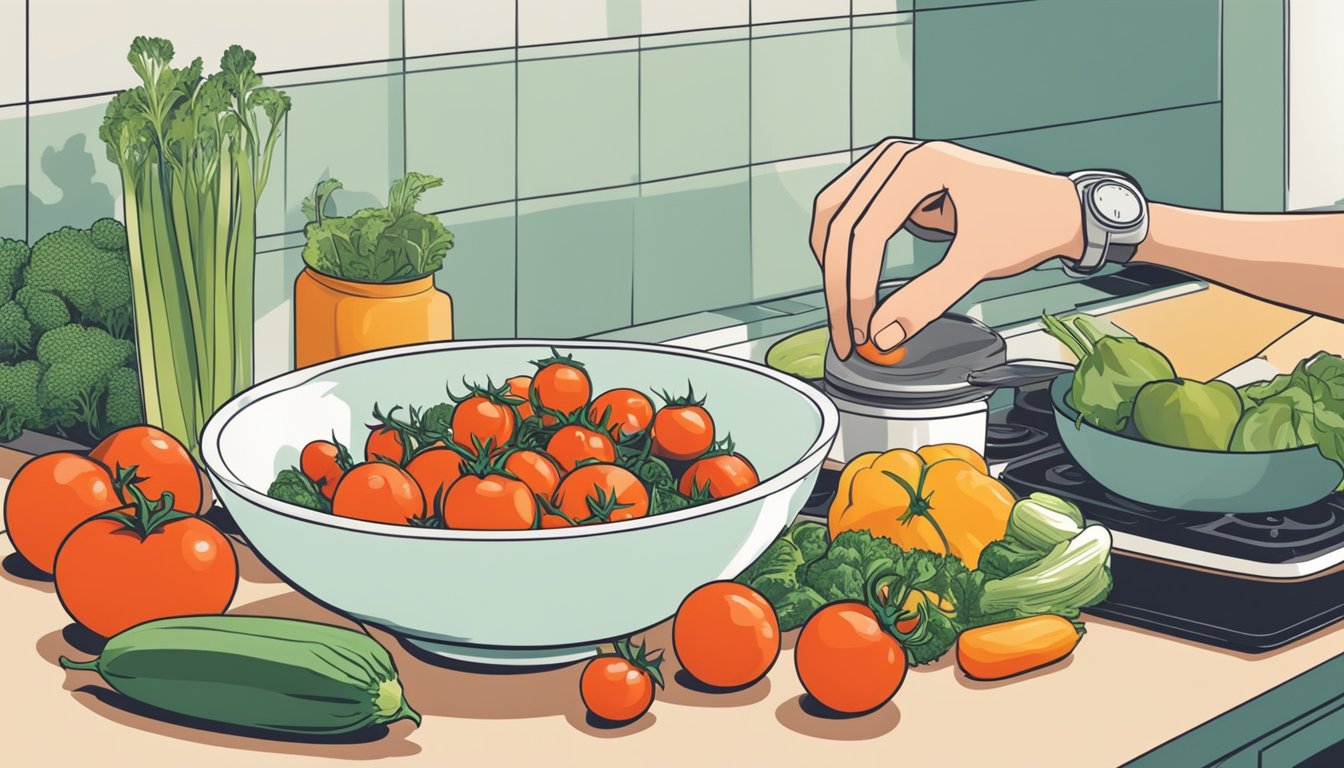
1064;170;1149;277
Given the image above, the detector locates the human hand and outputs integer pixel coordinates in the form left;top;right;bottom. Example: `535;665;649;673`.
810;140;1085;360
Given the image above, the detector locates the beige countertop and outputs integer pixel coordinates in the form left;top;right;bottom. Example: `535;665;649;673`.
2;286;1343;768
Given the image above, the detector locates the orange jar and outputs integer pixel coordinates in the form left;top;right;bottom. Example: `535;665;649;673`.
294;267;454;368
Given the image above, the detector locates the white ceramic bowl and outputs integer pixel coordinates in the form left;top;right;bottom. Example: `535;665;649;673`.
201;340;838;666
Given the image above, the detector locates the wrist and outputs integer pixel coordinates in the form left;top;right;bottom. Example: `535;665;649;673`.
1053;174;1086;264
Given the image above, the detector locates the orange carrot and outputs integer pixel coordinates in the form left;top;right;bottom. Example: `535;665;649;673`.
956;615;1082;681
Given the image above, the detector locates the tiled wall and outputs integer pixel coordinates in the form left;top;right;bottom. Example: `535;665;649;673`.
0;0;1295;381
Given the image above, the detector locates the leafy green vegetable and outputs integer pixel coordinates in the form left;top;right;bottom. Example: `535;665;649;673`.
302;173;455;284
1232;353;1344;488
1133;378;1243;451
1003;493;1085;553
268;468;331;513
976;540;1041;580
101;37;290;458
649;485;693;516
737;510;1114;666
980;526;1113;616
1230;389;1315;451
1043;312;1176;433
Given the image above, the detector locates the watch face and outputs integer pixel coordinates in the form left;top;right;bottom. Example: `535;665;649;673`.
1089;182;1143;227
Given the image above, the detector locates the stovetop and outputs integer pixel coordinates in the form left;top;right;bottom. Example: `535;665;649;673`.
798;379;1344;652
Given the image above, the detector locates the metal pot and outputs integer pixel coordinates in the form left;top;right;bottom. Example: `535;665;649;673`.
823;314;1070;462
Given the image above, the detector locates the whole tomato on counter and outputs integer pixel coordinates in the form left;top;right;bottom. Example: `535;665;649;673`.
4;453;119;574
54;483;237;637
89;425;203;514
580;637;665;725
795;602;906;715
673;581;779;689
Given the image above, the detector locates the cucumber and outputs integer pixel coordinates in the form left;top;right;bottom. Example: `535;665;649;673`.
60;615;420;736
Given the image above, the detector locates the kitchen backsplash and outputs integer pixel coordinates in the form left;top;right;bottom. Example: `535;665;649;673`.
0;0;1302;381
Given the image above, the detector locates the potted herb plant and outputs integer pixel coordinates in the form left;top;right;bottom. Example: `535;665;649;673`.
294;172;455;368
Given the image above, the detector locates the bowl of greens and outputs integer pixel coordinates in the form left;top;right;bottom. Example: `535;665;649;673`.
1044;313;1344;514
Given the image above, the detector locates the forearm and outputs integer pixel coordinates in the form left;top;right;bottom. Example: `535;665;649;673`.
1133;205;1344;320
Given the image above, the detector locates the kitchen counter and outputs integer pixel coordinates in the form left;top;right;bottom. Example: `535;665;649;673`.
3;286;1344;768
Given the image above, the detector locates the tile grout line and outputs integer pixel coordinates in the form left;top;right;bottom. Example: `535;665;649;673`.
513;0;520;338
23;0;29;243
746;0;754;308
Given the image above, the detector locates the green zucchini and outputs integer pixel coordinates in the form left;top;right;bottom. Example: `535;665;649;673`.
60;615;420;736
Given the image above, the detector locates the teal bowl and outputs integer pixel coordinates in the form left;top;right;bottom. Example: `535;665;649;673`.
200;340;838;666
1051;375;1343;514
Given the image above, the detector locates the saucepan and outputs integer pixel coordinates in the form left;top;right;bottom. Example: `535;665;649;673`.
769;313;1072;462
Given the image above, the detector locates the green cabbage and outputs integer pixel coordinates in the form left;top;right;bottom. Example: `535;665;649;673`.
1043;313;1176;433
1133;379;1244;451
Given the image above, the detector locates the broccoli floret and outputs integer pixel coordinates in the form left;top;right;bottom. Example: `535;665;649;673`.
420;402;454;436
35;324;133;435
88;217;127;252
268;468;331;513
0;301;33;361
0;237;28;304
101;366;143;435
14;286;71;333
0;360;44;442
26;225;134;336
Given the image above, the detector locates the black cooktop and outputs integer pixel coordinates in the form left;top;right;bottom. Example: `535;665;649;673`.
1000;447;1344;566
800;379;1344;652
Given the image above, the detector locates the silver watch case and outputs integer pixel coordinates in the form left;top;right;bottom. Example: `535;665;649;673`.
1065;170;1149;277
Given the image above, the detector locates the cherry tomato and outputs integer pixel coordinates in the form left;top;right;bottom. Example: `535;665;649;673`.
405;448;466;508
679;454;760;499
300;440;345;500
332;463;425;525
4;453;119;575
580;639;664;724
365;426;405;465
532;359;591;423
451;395;516;452
539;514;573;529
589;389;654;437
55;514;238;637
89;426;203;514
795;602;906;715
855;340;908;367
673;582;779;689
651;405;714;461
442;474;536;530
552;464;649;524
504;450;561;499
546;426;616;472
506;376;535;421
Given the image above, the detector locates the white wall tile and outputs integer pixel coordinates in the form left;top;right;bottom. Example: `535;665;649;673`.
406;0;515;57
752;0;849;25
29;0;399;100
0;0;23;105
641;0;748;35
1287;0;1344;209
520;0;641;46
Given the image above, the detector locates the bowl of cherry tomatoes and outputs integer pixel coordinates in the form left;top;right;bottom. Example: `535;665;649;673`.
200;340;838;666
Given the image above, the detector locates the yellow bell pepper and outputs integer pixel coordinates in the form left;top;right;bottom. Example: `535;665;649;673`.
828;443;1013;569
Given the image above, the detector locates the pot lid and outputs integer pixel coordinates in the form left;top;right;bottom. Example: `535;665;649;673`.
823;314;1007;407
